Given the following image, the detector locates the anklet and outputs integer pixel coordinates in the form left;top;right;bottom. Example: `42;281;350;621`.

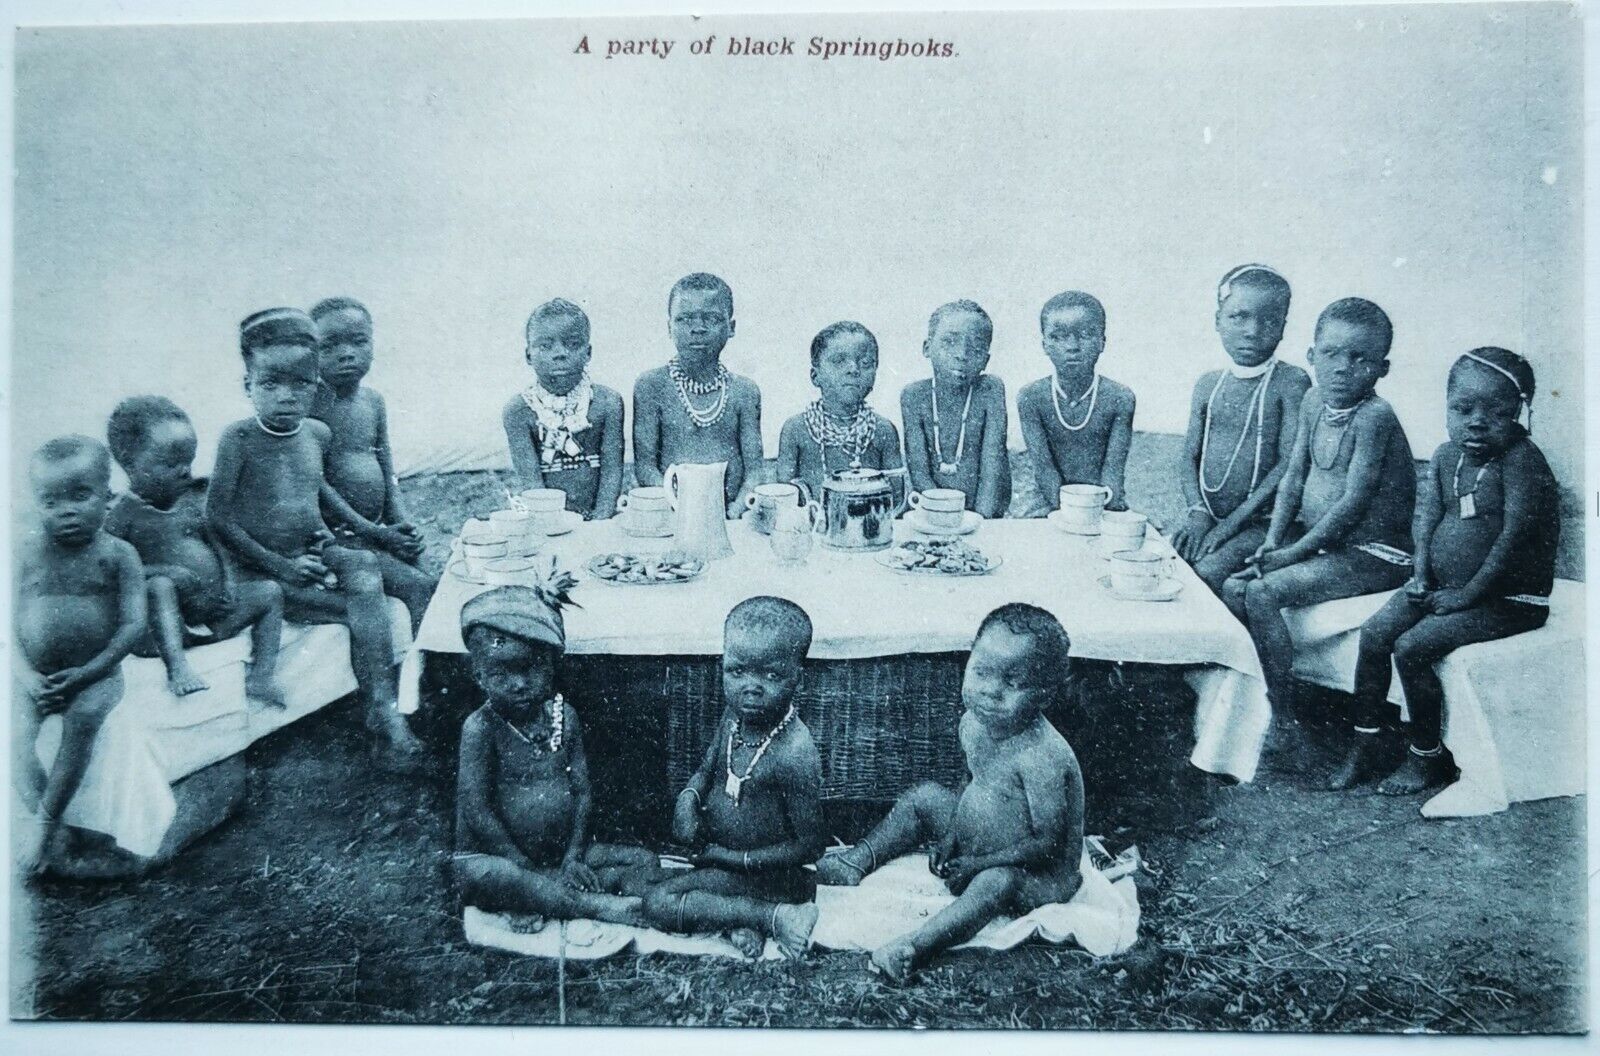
859;836;878;873
1353;725;1380;735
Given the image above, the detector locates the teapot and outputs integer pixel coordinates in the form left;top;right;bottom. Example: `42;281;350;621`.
664;461;734;561
807;467;909;552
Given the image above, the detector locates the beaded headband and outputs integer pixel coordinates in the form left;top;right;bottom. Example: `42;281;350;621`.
1217;264;1287;305
1458;351;1535;433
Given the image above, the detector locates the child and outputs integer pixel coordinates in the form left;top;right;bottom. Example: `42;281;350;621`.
1171;266;1312;594
308;297;436;630
451;580;660;925
632;273;764;517
643;597;824;959
207;307;423;771
1224;298;1416;769
14;437;146;874
1332;348;1559;794
777;321;904;502
815;603;1084;982
1017;292;1137;514
900;301;1012;518
501;298;625;519
104;396;286;705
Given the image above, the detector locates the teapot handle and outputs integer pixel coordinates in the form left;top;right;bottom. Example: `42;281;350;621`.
663;464;680;510
807;501;826;535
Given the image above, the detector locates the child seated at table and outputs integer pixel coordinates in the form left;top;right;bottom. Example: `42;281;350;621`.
309;297;435;631
899;300;1011;518
501;298;625;519
1332;348;1559;795
777;320;904;502
644;597;824;959
1171;266;1312;595
1224;298;1416;770
207;307;423;772
815;603;1084;982
1017;291;1136;514
632;273;764;517
14;436;147;876
104;396;285;705
451;580;661;925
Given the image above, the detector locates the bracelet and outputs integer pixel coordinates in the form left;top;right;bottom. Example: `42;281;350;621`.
1186;504;1213;515
681;786;701;803
743;851;751;872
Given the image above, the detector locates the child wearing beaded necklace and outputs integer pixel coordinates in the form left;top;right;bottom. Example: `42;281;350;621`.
645;597;824;960
1017;291;1137;515
1172;266;1311;596
632;273;764;518
452;583;661;927
502;298;625;519
777;321;904;503
1223;298;1416;773
900;300;1012;518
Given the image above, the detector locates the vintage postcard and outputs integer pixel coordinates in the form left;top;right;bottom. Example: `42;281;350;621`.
3;0;1588;1048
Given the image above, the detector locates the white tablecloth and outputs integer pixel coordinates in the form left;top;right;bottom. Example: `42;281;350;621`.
409;519;1270;781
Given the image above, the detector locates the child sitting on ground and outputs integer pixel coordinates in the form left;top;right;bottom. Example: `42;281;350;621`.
104;396;285;705
308;297;435;631
900;300;1011;518
1332;348;1559;795
502;298;625;519
1017;291;1137;514
1224;298;1416;770
1171;266;1312;595
632;273;764;517
815;603;1084;982
777;321;904;503
643;597;824;959
207;307;423;772
14;436;147;875
451;579;660;926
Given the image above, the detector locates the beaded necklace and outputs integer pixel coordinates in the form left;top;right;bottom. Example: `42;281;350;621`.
930;379;975;475
668;359;731;429
804;400;876;471
490;694;565;755
1311;397;1367;471
1051;373;1100;432
1198;360;1277;516
724;704;796;805
255;417;303;438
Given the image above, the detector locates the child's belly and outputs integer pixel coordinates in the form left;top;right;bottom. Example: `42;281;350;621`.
953;781;1031;856
239;494;326;558
1199;445;1256;518
498;780;575;861
18;593;118;672
1428;516;1500;589
326;452;388;524
1298;467;1342;529
157;538;229;616
702;790;787;850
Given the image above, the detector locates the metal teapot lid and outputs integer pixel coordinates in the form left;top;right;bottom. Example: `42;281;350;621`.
823;467;889;493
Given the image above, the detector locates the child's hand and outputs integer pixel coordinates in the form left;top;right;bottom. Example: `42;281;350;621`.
374;525;417;559
928;833;958;878
1425;588;1473;615
1171;511;1214;561
288;553;330;586
691;844;734;869
18;668;45;704
725;499;746;521
1404;577;1431;605
942;856;986;895
1252;547;1295;576
561;858;600;892
671;789;701;845
37;666;87;711
392;523;425;560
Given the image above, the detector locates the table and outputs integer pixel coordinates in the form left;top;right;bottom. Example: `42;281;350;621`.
408;519;1271;796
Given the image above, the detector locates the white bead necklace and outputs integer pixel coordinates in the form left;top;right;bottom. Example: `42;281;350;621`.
255;417;303;438
724;704;796;805
930;378;974;475
1198;360;1277;516
668;358;731;429
804;400;876;471
1051;373;1099;432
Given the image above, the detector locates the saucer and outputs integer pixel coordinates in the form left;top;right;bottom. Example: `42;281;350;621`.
1048;510;1100;536
1097;573;1182;602
620;518;675;539
446;559;488;585
906;509;981;537
533;510;582;537
1093;535;1173;559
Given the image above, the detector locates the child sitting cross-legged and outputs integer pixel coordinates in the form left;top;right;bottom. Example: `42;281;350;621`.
815;603;1084;982
450;579;661;927
642;597;824;960
776;320;904;503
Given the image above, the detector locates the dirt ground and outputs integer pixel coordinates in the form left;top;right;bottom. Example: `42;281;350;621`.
9;452;1587;1032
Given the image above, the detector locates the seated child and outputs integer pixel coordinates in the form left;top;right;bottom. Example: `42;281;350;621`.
643;597;824;959
1224;298;1417;769
451;580;660;925
1171;266;1312;594
207;307;423;771
1017;292;1137;514
815;603;1084;982
501;298;625;519
777;320;904;502
1332;348;1559;795
900;300;1012;518
308;297;436;631
14;436;147;875
104;396;286;705
632;273;764;518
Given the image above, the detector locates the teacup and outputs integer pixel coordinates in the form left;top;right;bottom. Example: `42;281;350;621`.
744;482;802;535
460;518;504;545
482;556;540;586
1059;484;1112;509
1101;510;1148;545
769;504;816;564
1110;548;1175;596
504;536;544;559
519;488;568;514
617;486;673;535
908;488;967;532
489;508;533;540
461;538;508;578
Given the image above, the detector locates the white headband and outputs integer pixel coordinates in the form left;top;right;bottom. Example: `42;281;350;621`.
1461;351;1530;405
1217;264;1287;305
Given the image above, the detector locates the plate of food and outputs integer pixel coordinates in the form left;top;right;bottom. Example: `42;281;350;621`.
585;551;706;585
874;538;1001;577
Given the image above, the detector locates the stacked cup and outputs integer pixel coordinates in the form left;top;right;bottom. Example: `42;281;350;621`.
908;488;967;533
616;486;673;536
1100;510;1148;552
1056;485;1111;532
518;488;569;534
745;482;803;535
459;519;508;579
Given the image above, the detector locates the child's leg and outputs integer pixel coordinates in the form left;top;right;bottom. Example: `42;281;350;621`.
1329;590;1423;789
208;580;286;707
320;547;423;766
815;781;958;885
369;550;437;634
872;865;1023;981
585;843;668;895
1193;525;1268;598
451;853;645;925
12;676;47;815
30;671;123;873
1378;603;1548;795
642;868;818;958
147;576;208;696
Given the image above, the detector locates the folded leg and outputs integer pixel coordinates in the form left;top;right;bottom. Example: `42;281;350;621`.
815;781;957;886
451;852;646;925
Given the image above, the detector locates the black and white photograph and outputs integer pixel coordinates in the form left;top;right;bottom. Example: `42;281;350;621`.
3;0;1590;1045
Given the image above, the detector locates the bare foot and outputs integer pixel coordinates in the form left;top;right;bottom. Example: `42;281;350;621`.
368;708;425;773
728;927;764;960
870;938;918;982
772;902;819;960
1260;717;1314;774
166;660;209;697
815;848;869;887
1327;732;1394;791
1377;750;1456;797
244;665;287;709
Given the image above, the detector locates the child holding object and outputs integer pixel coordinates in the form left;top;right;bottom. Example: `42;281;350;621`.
14;437;147;876
899;300;1011;517
104;396;285;705
776;320;904;503
501;298;625;519
1171;266;1311;595
451;579;660;926
814;603;1084;982
1017;291;1136;514
644;597;824;959
1331;348;1559;795
632;273;764;517
1224;298;1416;771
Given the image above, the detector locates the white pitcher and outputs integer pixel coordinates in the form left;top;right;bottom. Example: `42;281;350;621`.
663;461;735;561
